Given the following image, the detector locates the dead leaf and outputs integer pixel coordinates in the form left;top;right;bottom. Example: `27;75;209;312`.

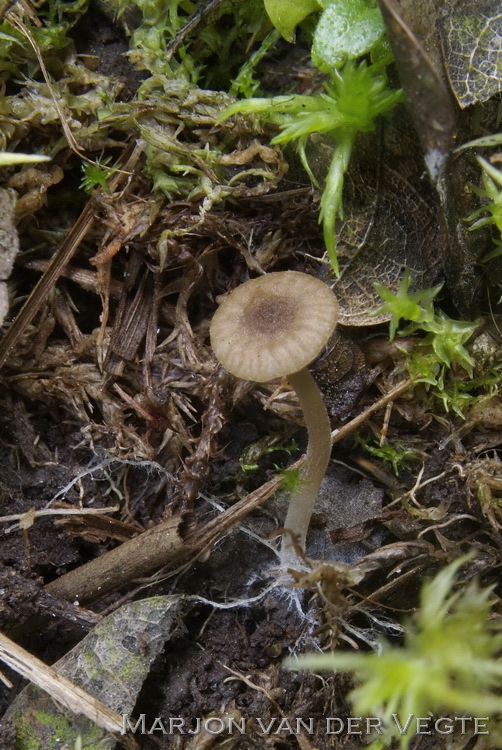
3;596;182;749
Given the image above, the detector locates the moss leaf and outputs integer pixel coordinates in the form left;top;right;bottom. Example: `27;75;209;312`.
264;0;320;42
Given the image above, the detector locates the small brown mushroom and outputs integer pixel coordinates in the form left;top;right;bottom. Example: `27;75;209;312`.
210;271;339;566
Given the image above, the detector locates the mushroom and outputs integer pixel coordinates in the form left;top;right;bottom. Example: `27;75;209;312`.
210;271;339;566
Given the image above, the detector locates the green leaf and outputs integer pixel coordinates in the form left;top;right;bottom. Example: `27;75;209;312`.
264;0;320;42
312;0;386;71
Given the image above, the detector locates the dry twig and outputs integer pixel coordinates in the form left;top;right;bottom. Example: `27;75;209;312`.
0;632;128;738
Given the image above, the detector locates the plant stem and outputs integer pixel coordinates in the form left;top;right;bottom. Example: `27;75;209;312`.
281;367;332;567
320;131;353;274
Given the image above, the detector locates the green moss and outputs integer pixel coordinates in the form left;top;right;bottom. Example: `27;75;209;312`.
287;555;502;750
219;61;402;273
374;270;484;416
13;703;104;749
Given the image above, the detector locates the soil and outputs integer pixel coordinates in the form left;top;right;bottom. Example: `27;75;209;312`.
0;2;501;750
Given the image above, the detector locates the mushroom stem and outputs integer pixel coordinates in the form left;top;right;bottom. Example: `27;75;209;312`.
281;367;332;566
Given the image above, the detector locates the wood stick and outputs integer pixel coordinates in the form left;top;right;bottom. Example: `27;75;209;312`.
45;476;281;604
331;378;412;443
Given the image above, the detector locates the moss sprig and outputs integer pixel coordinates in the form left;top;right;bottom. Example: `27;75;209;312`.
287;555;502;749
219;61;402;273
375;270;478;379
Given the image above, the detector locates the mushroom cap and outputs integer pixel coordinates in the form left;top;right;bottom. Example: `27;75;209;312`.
210;271;339;382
